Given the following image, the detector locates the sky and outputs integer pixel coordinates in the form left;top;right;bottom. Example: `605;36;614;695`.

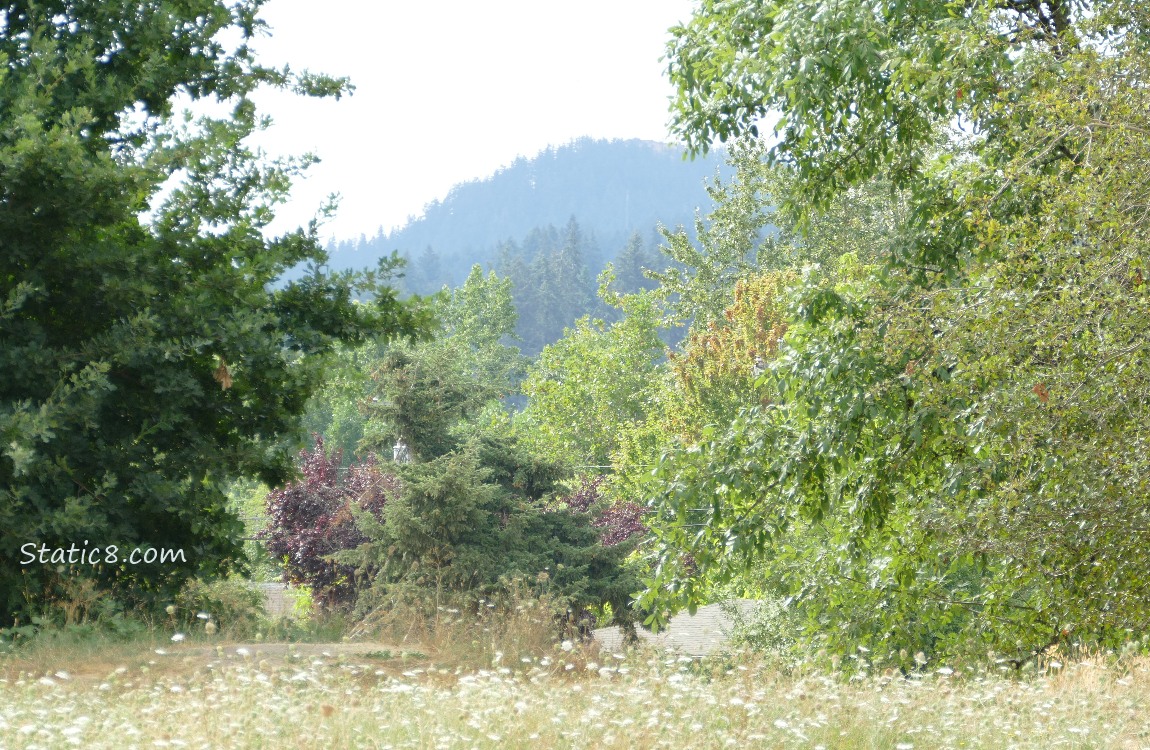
245;0;699;243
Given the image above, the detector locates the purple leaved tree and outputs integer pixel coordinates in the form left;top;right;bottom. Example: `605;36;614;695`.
560;476;647;548
261;437;399;608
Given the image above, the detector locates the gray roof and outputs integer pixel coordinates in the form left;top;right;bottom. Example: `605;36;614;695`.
255;582;294;618
593;600;763;657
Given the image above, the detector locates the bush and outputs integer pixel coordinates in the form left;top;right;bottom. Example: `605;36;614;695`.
174;577;268;638
558;475;648;548
343;442;640;630
260;437;398;608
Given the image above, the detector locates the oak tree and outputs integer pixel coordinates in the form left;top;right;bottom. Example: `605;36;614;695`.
0;0;427;620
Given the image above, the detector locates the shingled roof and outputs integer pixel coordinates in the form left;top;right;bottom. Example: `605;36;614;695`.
593;600;763;657
255;582;294;618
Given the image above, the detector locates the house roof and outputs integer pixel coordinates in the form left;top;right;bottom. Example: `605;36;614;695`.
593;600;763;657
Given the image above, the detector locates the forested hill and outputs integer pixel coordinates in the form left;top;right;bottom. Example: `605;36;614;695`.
324;137;730;289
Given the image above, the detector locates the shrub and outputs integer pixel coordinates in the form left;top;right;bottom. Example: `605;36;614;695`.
558;475;647;548
175;577;268;638
261;437;398;608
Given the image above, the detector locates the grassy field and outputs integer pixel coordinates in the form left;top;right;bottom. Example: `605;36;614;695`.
3;636;1150;749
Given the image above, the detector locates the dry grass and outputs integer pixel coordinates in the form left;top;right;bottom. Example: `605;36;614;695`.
349;591;581;671
3;638;1150;749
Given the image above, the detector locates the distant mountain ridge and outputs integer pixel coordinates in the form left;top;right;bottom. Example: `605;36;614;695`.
325;137;731;287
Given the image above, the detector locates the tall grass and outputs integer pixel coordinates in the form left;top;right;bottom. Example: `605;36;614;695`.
3;643;1149;748
348;586;589;671
6;588;1150;748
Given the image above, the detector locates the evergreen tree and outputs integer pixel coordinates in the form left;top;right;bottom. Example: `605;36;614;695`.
335;332;638;621
410;245;444;295
611;232;661;295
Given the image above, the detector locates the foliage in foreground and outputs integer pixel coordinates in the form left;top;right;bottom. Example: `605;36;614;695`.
0;0;428;620
636;0;1150;665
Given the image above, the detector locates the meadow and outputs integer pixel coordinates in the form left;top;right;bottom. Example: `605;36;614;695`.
3;634;1149;749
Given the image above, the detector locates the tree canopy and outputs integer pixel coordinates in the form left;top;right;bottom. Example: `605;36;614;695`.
630;0;1150;664
0;0;428;620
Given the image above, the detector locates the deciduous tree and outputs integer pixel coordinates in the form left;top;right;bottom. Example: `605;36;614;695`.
0;0;427;619
641;0;1150;661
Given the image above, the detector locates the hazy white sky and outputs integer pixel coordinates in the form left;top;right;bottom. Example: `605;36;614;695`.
246;0;698;242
